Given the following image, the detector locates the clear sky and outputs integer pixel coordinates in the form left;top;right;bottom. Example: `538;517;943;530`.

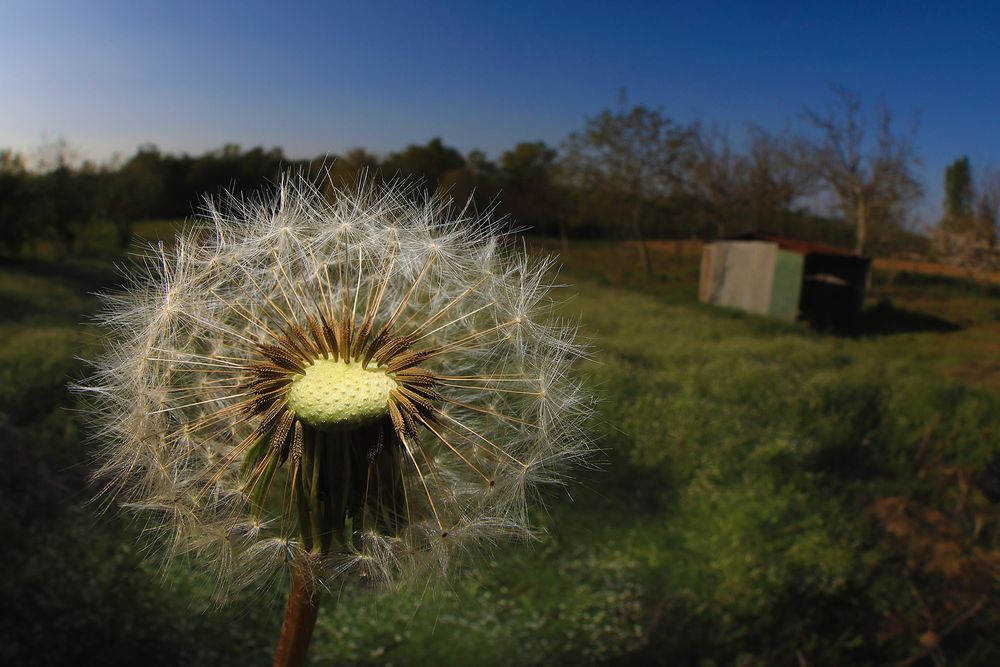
3;1;999;223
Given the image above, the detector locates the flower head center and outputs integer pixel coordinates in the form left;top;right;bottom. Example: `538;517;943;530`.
287;358;397;431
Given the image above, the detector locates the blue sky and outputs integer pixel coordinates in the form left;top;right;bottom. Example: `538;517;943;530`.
3;1;999;224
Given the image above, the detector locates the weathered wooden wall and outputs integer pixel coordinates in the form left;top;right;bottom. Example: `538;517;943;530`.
699;241;778;316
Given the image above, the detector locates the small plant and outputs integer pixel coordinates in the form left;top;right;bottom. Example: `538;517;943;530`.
77;175;593;665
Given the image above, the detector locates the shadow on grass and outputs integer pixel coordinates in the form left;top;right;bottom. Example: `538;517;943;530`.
854;300;963;336
0;256;118;285
0;256;121;324
0;289;42;323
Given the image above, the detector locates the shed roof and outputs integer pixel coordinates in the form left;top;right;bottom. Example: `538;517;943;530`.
727;233;862;258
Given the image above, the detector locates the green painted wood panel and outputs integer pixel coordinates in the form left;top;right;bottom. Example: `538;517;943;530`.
769;250;804;321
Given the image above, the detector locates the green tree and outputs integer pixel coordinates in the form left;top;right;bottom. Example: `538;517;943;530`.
322;148;382;200
185;144;286;206
96;145;167;247
385;137;465;187
23;138;92;253
37;168;94;252
0;150;28;256
498;142;565;248
439;149;499;213
943;155;974;223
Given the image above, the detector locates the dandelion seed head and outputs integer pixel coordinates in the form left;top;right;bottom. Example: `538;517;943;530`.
77;172;594;598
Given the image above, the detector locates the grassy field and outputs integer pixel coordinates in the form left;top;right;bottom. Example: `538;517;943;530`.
1;241;998;666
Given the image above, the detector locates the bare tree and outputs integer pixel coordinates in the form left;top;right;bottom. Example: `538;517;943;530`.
974;168;1000;249
685;123;817;236
688;123;747;237
802;86;922;254
560;98;689;277
930;225;1000;280
933;166;1000;279
744;127;817;234
687;124;818;238
32;136;82;173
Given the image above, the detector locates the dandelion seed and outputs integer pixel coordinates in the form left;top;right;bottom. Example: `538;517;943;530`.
77;173;594;666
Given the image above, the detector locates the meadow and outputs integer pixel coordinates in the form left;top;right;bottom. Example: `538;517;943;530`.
1;239;998;666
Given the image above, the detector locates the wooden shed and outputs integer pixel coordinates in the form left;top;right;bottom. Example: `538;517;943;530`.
699;234;871;329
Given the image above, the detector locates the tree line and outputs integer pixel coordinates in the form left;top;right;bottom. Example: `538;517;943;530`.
0;87;945;263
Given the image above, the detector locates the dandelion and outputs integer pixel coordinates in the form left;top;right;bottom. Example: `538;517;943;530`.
78;174;593;665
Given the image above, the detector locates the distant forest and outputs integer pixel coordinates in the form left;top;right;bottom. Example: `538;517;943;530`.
0;92;940;260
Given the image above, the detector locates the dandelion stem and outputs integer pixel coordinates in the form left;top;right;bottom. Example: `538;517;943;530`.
273;567;322;667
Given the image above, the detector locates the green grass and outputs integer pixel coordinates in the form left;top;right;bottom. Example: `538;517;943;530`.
1;246;998;666
131;219;187;243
